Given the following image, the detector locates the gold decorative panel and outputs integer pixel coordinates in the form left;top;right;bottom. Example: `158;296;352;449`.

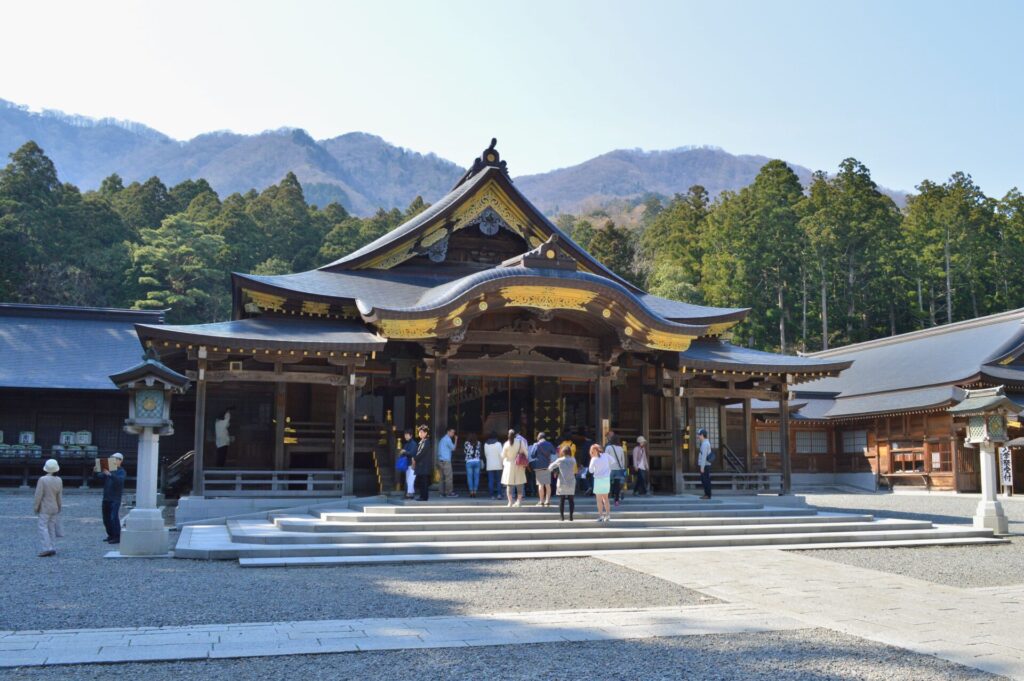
499;286;596;311
245;289;286;312
301;300;330;316
376;318;439;339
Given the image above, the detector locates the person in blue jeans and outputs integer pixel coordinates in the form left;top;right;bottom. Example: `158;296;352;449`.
463;433;482;497
99;452;126;544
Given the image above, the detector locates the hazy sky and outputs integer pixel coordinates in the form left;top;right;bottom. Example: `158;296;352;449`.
2;0;1021;194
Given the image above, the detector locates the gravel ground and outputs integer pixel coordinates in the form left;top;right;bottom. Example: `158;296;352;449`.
4;629;1003;681
798;492;1024;588
0;491;713;631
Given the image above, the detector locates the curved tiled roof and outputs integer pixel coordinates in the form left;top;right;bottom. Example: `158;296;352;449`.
136;317;387;353
235;267;746;327
680;339;852;377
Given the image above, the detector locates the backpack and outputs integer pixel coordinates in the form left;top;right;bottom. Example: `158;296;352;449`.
395;454;409;473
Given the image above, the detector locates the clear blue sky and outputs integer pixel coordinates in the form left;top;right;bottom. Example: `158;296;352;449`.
2;0;1021;195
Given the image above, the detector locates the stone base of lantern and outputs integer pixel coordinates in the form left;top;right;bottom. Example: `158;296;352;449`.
974;499;1009;534
119;508;170;556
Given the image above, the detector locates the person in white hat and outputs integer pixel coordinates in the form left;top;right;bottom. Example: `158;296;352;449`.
34;459;63;557
99;453;126;544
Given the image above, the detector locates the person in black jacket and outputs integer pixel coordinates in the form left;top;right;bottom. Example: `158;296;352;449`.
413;425;433;501
99;453;127;544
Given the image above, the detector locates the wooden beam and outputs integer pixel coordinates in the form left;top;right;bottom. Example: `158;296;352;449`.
780;377;792;495
343;378;356;496
201;370;349;386
680;387;783;401
743;397;753;473
597;372;612;443
463;330;601;352
192;358;207;496
273;373;286;472
671;374;683;494
333;384;344;472
446;358;603;379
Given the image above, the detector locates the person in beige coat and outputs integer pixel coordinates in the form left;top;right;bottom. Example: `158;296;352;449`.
500;429;528;507
34;459;63;557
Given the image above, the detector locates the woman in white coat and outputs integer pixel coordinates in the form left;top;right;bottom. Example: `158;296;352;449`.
34;459;63;557
500;429;528;507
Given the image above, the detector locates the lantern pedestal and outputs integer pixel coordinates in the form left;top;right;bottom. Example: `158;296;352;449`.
975;441;1009;534
120;428;169;556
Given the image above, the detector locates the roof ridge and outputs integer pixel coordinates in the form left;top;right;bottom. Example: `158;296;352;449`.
805;306;1024;358
0;303;165;323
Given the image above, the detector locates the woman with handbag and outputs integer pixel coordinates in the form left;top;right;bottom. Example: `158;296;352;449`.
501;429;528;507
605;434;627;507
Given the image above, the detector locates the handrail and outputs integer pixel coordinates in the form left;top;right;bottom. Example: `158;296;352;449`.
203;469;344;497
721;443;746;473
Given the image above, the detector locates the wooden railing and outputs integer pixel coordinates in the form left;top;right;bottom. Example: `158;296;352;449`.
681;472;782;493
203;469;345;497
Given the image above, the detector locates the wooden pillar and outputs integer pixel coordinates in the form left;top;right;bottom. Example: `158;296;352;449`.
718;402;728;470
192;356;207;496
686;395;697;471
343;377;356;496
780;377;792;495
743;397;753;472
333;383;344;472
640;364;651;441
273;364;286;472
671;375;683;494
432;358;448;484
597;370;612;444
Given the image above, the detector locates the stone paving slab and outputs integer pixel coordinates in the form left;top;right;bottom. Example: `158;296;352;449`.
0;604;807;668
601;549;1024;680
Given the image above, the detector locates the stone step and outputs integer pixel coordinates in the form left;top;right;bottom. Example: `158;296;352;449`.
357;499;758;514
237;536;1006;567
327;506;774;523
229;520;930;545
276;511;860;533
206;526;997;559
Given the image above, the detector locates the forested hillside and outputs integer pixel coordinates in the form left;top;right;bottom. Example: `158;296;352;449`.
2;141;1020;354
0;100;462;215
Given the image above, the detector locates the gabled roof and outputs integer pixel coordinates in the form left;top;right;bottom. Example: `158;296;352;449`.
789;307;1024;420
680;339;852;379
801;307;1024;398
0;303;164;391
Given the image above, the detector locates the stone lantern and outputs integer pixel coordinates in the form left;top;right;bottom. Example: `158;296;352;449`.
949;386;1018;534
109;350;190;555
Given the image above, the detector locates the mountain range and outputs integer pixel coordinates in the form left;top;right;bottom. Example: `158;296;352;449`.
0;98;904;216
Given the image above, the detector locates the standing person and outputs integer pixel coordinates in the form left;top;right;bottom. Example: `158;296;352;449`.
588;444;612;521
34;459;63;557
483;433;504;500
632;436;650;496
464;432;482;498
529;432;557;507
516;430;533;497
501;429;527;507
579;430;595;495
100;453;126;544
548;444;577;521
413;426;433;501
215;408;234;467
437;427;458;498
697;428;715;499
605;434;627;507
398;429;417;499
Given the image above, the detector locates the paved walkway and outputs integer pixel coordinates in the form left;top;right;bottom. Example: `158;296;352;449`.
602;549;1024;680
0;603;807;668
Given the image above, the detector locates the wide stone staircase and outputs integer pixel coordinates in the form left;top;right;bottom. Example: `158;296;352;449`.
174;495;1006;567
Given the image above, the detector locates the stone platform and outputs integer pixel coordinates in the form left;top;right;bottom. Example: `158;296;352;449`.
172;495;1005;566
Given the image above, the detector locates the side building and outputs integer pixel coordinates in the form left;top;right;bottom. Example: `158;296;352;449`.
0;303;190;488
751;308;1024;493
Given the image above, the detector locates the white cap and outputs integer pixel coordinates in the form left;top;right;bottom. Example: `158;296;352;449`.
111;452;124;460
43;459;60;473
